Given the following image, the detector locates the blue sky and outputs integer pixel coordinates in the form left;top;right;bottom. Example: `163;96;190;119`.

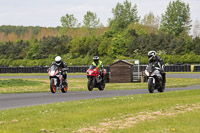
0;0;199;27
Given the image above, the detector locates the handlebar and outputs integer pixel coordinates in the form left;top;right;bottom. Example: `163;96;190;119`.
155;67;160;70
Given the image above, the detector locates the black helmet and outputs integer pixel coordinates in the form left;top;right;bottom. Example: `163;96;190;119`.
55;56;62;65
93;56;99;62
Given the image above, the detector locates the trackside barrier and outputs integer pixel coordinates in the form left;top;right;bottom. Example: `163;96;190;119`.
194;65;200;72
140;64;191;72
0;66;110;73
0;65;193;73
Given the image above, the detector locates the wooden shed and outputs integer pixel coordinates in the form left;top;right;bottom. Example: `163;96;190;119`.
110;60;133;83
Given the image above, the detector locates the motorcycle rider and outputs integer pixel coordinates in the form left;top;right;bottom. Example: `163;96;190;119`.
51;56;68;84
91;56;104;79
148;51;166;85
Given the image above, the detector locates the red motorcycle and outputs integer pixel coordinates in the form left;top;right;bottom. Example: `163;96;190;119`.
86;65;106;91
48;65;68;93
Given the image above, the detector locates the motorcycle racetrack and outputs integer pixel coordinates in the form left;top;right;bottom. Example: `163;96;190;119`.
0;73;200;110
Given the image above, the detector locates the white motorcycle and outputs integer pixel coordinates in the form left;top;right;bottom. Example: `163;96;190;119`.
48;65;68;93
145;63;165;93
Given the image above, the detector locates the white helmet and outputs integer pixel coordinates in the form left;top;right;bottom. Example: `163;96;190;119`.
148;51;156;60
55;56;61;65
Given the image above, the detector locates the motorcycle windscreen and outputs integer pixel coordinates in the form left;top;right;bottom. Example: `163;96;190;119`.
49;65;59;76
89;65;97;70
50;65;58;71
147;63;153;73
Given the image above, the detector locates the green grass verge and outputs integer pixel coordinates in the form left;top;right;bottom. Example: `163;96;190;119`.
0;89;200;133
0;78;200;94
0;79;43;88
0;73;85;76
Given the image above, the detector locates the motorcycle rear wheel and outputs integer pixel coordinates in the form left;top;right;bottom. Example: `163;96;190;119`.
88;78;93;91
50;79;56;93
158;82;165;92
61;81;68;93
98;80;105;91
61;85;68;93
148;78;154;93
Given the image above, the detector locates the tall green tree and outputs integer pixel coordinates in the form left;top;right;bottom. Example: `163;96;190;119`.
109;0;140;31
26;42;40;59
83;11;100;28
141;12;160;33
160;0;192;36
193;19;200;38
60;14;79;35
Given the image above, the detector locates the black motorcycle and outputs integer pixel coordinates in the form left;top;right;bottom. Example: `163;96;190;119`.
144;63;165;93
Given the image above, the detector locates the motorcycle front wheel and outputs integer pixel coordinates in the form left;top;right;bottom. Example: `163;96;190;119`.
148;78;154;93
50;79;56;93
87;78;94;91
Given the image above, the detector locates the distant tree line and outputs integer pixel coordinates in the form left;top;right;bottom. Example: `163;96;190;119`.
0;0;200;66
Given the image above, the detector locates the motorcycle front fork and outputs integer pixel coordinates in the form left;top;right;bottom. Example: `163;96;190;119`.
89;77;95;86
149;77;155;84
54;78;67;89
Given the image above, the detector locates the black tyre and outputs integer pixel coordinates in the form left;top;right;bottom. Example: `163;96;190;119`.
88;78;93;91
61;85;68;93
61;81;68;93
50;79;56;93
158;82;165;92
148;78;154;93
98;80;105;91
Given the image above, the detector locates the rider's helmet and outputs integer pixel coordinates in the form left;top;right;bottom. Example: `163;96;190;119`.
93;56;99;65
55;56;62;65
148;51;156;61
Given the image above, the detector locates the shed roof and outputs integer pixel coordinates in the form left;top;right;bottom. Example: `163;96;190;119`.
110;60;133;66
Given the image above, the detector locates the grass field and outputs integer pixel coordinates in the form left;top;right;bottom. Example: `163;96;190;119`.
0;89;199;133
0;73;200;132
0;77;200;94
0;73;85;76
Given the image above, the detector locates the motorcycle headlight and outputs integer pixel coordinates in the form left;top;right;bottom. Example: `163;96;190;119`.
89;71;92;75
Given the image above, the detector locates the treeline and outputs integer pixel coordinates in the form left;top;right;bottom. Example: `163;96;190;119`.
0;0;200;66
0;29;200;66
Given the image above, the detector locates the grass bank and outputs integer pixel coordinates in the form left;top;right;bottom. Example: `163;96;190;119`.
0;73;85;76
0;78;200;94
0;89;200;133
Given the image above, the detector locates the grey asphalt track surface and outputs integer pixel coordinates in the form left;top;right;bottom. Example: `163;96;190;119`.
0;85;200;110
166;74;200;78
0;73;200;110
